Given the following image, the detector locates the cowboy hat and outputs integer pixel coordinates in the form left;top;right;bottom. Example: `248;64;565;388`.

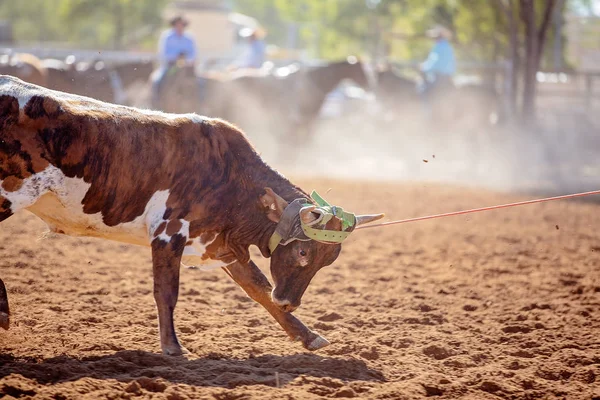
170;15;189;27
239;26;267;39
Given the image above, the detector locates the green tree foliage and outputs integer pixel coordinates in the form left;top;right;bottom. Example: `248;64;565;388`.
0;0;583;68
0;0;168;49
232;0;581;67
233;0;500;61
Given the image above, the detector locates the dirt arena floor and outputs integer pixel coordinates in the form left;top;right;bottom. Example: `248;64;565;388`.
1;178;599;399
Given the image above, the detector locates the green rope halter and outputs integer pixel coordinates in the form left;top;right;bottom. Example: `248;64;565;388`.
268;191;356;253
301;191;356;243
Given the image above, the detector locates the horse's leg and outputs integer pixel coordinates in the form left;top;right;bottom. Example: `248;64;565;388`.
150;68;168;110
224;261;330;351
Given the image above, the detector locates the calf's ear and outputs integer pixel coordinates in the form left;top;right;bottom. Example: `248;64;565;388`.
260;187;288;223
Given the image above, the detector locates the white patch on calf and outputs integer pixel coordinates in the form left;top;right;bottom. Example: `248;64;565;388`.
0;166;60;210
145;190;172;243
20;167;229;268
14;89;35;112
19;166;172;246
181;235;229;271
148;212;227;271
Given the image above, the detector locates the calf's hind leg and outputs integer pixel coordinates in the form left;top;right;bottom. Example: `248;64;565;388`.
0;279;9;330
224;261;329;351
0;198;13;330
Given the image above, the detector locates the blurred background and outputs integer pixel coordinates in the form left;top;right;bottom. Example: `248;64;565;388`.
1;0;600;194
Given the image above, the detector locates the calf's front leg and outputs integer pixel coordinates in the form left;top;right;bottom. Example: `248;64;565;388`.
151;237;187;356
0;279;9;330
224;261;329;351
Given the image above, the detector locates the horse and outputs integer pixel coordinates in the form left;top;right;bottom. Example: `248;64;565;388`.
375;66;501;130
155;64;215;114
112;59;155;89
42;58;79;95
284;59;372;140
43;58;154;105
158;58;372;145
0;53;48;87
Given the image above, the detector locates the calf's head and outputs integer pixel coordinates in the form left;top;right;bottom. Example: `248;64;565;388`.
260;188;383;312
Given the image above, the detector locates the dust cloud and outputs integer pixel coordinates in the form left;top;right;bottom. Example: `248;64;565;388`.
255;102;600;196
126;81;600;196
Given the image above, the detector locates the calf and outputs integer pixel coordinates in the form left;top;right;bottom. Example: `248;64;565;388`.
0;75;382;355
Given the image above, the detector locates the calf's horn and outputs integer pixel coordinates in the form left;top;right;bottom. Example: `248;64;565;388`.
300;206;320;225
356;213;385;226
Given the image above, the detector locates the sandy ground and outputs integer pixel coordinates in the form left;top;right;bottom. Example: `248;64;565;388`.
1;178;599;399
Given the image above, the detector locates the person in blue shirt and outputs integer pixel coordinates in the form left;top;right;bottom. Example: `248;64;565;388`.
151;15;197;108
231;27;267;70
418;25;456;119
420;26;455;91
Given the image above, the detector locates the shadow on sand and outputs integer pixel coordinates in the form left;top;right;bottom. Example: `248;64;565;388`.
0;350;385;390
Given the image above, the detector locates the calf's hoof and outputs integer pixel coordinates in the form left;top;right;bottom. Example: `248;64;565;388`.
0;312;8;330
162;344;190;357
301;331;330;351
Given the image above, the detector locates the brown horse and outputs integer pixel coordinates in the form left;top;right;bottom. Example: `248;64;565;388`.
157;65;219;114
159;59;372;142
0;53;48;87
375;67;501;129
42;58;79;95
284;59;372;140
113;59;155;89
43;58;154;104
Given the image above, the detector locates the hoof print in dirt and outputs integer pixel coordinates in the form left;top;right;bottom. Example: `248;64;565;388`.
479;380;503;393
422;345;455;360
422;384;445;397
318;312;343;322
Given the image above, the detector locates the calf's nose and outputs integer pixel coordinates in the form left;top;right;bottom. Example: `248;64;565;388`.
271;294;299;313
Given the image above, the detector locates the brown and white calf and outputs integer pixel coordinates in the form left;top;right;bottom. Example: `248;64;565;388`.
0;75;382;355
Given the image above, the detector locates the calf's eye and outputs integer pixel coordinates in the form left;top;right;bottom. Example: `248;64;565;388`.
299;249;307;257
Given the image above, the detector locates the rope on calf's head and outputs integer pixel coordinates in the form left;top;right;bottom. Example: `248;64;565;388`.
355;189;600;230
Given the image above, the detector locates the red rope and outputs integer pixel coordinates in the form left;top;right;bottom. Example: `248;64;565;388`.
355;189;600;230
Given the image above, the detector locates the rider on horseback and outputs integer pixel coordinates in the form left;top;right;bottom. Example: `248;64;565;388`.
229;27;267;70
151;15;197;108
419;25;456;114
